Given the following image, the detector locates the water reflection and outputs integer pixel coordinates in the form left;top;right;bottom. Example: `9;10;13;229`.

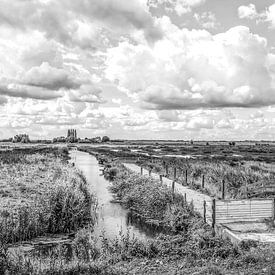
70;150;162;241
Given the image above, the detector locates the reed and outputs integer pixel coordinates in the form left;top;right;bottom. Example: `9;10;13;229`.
0;148;97;245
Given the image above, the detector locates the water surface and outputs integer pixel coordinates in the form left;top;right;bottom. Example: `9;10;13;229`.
70;150;156;240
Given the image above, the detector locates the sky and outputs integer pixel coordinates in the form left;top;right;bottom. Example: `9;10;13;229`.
0;0;275;140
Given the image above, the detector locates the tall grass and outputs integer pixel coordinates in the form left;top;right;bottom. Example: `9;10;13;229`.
1;225;274;275
1;159;274;274
141;158;275;198
0;148;97;245
0;171;96;245
109;168;196;232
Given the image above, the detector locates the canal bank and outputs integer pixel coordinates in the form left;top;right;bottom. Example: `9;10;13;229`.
70;149;157;240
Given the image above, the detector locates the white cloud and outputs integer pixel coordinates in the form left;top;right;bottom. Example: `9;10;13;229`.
238;3;275;29
194;11;218;29
266;4;275;28
238;4;258;20
106;19;275;110
68;85;105;103
112;98;122;105
0;0;274;140
149;0;206;16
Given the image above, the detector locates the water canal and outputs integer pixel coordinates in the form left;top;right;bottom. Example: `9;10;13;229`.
70;150;156;240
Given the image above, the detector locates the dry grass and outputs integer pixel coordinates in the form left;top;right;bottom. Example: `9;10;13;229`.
140;159;275;199
0;147;97;244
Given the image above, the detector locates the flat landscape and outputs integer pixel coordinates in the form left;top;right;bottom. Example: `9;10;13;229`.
80;142;275;199
0;143;274;274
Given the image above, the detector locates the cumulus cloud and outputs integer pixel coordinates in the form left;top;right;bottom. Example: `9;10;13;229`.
0;0;275;140
24;62;80;90
0;83;63;100
238;4;259;20
106;19;275;110
0;0;162;47
238;3;275;29
266;4;275;28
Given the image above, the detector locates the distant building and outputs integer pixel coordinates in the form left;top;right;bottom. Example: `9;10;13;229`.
66;129;78;143
12;134;30;143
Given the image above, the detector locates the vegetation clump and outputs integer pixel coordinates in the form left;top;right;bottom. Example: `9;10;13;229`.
0;147;97;245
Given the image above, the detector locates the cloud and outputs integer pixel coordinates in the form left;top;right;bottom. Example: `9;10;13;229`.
23;62;80;90
0;83;63;100
237;3;275;29
266;4;275;28
194;11;218;29
0;0;163;47
68;85;106;103
112;98;122;105
186;117;213;130
238;4;258;20
0;96;7;105
149;0;206;16
106;19;275;110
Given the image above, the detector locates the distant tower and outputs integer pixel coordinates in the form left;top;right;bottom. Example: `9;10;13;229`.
66;129;77;142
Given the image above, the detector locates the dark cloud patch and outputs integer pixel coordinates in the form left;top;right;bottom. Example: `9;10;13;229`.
0;95;8;105
0;84;63;100
23;62;80;90
0;0;162;49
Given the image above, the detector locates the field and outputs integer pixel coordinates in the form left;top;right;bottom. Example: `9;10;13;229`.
80;143;275;199
0;147;96;244
0;143;275;274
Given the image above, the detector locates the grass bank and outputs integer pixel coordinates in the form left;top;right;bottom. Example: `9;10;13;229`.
0;147;97;244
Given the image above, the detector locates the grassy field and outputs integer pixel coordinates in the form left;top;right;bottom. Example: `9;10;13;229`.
1;158;275;274
0;147;97;244
1;146;275;274
80;144;275;199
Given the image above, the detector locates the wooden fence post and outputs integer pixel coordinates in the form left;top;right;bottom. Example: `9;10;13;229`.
222;180;225;199
203;200;206;223
149;169;152;176
185;170;188;184
140;167;143;175
165;165;169;177
212;199;216;236
202;175;205;188
174;167;177;180
172;181;175;193
184;193;187;203
160;175;163;183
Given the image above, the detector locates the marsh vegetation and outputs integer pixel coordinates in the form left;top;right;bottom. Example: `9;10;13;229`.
1;146;275;274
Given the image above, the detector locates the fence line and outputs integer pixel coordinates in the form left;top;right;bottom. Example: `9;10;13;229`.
124;163;275;230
